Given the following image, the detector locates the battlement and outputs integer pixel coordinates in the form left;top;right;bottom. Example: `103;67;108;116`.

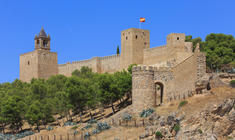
132;65;172;73
98;54;120;60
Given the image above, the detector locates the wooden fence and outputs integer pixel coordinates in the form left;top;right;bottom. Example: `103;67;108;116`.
20;119;152;140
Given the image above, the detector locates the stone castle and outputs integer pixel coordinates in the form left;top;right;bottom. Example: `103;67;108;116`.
20;28;206;114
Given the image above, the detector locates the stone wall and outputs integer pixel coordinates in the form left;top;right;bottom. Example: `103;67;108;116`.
20;50;58;82
132;51;206;116
132;66;155;116
143;46;176;66
37;50;58;80
58;54;120;76
99;55;120;73
20;51;38;82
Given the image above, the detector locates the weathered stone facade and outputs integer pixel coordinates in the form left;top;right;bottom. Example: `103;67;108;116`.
132;51;206;116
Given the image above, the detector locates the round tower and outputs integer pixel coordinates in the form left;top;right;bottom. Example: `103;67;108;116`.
132;66;155;116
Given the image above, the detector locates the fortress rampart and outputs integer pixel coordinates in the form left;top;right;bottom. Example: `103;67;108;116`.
58;54;120;76
132;51;206;116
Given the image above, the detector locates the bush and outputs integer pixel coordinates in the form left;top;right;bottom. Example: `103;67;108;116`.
155;131;163;138
92;129;100;135
88;118;97;124
74;130;78;135
47;126;53;131
230;80;235;87
82;124;92;130
84;132;90;139
122;113;132;121
63;121;77;126
71;125;78;130
140;108;155;118
174;124;180;132
0;131;35;139
198;129;203;134
96;122;110;131
178;101;188;108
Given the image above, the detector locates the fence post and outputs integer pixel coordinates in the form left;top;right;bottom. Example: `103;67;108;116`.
54;135;56;140
67;133;69;140
47;135;49;140
119;120;121;126
81;132;83;140
73;133;76;140
35;135;37;140
134;120;137;127
142;119;145;126
60;135;62;140
112;119;114;125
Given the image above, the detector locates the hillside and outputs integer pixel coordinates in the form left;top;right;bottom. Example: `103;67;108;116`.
18;85;235;140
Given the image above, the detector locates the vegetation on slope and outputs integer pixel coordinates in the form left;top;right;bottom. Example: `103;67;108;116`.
0;66;132;134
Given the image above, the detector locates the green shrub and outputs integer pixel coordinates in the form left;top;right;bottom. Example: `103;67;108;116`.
140;108;155;118
174;124;180;132
178;101;188;108
155;131;163;138
122;113;132;121
71;125;78;130
230;80;235;87
198;129;203;134
46;126;53;131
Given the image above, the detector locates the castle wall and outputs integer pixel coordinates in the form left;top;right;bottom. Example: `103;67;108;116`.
20;51;38;82
132;66;155;116
58;54;120;76
37;50;58;80
143;46;177;65
99;54;120;73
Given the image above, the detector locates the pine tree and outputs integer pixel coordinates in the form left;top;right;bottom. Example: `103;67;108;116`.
116;45;120;55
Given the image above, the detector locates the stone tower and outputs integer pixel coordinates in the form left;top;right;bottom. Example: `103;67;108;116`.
120;28;150;69
20;28;58;82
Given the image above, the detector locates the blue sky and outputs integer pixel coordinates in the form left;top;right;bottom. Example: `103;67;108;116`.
0;0;235;83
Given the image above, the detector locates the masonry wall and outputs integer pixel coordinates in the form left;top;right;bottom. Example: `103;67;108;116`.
99;55;120;73
37;50;58;80
58;54;120;76
20;51;38;82
143;46;176;65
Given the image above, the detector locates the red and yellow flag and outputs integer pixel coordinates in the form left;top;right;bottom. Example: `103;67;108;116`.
140;17;145;22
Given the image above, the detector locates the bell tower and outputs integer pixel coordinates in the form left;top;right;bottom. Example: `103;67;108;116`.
34;28;51;50
20;28;58;82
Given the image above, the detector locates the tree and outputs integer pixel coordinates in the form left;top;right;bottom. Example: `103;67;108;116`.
116;45;120;55
1;95;25;133
97;73;119;114
127;64;137;74
65;76;87;115
72;66;94;79
25;101;43;132
185;35;202;52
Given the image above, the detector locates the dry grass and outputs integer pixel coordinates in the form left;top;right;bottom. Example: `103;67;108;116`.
156;87;235;119
20;86;235;140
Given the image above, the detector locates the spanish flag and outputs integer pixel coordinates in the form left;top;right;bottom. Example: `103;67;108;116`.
140;17;145;22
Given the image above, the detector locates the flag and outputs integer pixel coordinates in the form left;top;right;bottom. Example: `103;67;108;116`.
140;17;145;22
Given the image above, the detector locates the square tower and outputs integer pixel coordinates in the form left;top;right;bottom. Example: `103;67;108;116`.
120;28;150;69
20;28;58;82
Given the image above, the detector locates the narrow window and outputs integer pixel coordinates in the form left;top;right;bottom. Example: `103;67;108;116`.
177;37;180;40
126;36;128;40
28;61;30;65
136;35;138;39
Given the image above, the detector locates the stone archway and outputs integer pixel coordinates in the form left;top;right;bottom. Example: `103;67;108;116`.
155;82;164;106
